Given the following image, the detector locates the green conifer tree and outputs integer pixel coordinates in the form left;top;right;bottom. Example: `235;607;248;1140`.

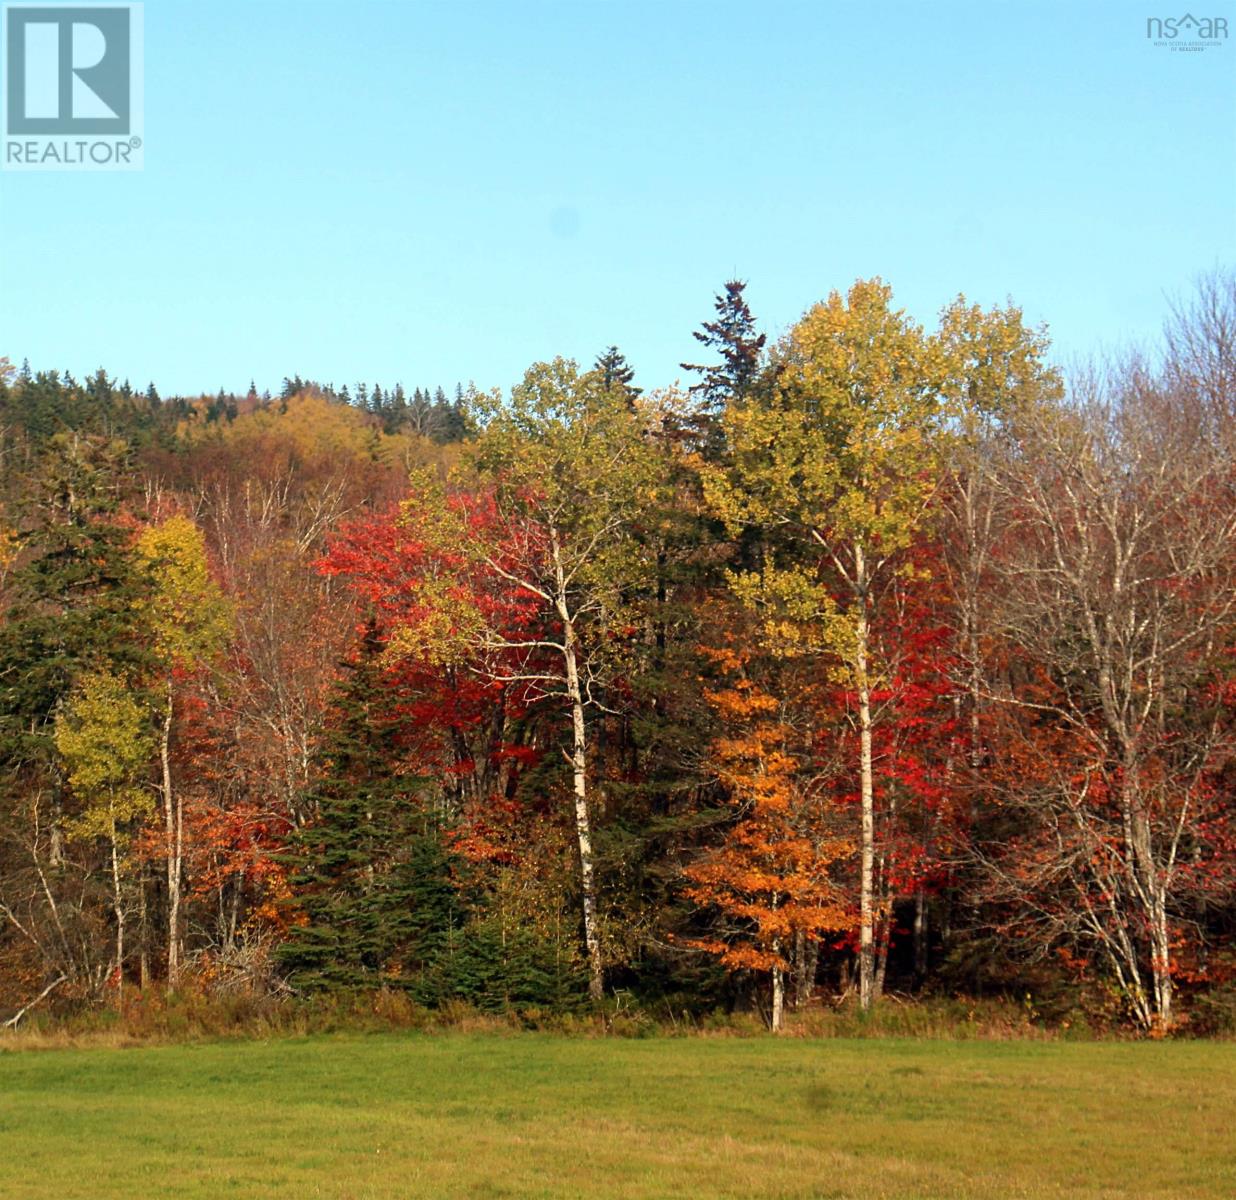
277;623;461;992
593;345;642;404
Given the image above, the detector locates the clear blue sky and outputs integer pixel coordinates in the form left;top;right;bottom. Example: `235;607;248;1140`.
1;0;1233;397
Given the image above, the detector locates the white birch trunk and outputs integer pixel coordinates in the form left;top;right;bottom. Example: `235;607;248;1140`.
563;628;604;1002
110;821;124;1002
855;543;877;1012
550;529;604;1004
771;953;784;1033
160;685;182;990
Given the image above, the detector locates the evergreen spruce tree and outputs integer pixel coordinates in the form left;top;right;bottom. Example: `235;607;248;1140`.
387;383;408;434
0;435;149;750
0;433;153;836
680;279;768;457
593;345;642;404
277;623;462;992
428;385;471;443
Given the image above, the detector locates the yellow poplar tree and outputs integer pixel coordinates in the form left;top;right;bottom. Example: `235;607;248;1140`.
134;514;231;988
705;278;944;1010
55;673;155;997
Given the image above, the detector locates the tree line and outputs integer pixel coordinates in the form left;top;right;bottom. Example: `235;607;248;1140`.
1;271;1234;1034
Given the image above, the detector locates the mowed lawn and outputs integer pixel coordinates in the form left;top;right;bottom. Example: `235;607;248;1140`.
1;1033;1232;1199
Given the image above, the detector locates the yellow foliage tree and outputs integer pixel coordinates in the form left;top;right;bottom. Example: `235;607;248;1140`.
705;278;945;1011
135;514;231;988
55;673;154;996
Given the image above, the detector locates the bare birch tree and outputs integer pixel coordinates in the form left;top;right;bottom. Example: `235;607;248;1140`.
977;341;1236;1030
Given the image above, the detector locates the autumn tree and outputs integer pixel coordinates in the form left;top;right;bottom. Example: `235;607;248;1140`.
134;513;231;988
837;553;961;991
684;636;849;1030
706;279;945;1009
54;673;154;998
935;297;1059;766
382;360;664;1001
976;360;1236;1031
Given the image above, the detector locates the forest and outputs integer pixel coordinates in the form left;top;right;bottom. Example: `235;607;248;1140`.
2;273;1234;1037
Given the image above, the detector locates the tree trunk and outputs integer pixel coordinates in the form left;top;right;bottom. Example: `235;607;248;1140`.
770;932;784;1033
855;544;877;1012
913;887;928;981
1136;795;1173;1031
792;930;806;1008
1149;886;1173;1032
138;866;150;989
228;871;244;951
562;619;604;1003
838;955;852;1002
806;939;820;1006
963;475;984;770
110;822;124;1002
874;911;889;1002
794;931;819;1010
160;684;182;991
49;791;64;868
1121;751;1173;1032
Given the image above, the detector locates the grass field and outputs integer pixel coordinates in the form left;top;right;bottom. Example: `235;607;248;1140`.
1;1033;1232;1199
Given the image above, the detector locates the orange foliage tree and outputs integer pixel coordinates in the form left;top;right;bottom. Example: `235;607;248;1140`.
684;640;849;1030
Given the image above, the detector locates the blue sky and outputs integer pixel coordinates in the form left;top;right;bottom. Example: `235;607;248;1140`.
1;0;1233;397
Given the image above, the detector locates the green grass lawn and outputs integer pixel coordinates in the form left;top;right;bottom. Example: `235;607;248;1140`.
1;1033;1232;1199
